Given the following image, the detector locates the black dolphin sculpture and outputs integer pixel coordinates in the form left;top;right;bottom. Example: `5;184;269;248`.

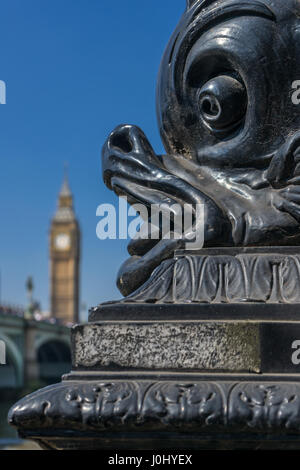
102;0;300;296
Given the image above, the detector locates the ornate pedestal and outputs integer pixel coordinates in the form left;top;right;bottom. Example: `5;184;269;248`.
8;251;300;450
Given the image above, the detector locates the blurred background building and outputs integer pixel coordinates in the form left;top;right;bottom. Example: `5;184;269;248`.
50;173;80;324
0;173;79;446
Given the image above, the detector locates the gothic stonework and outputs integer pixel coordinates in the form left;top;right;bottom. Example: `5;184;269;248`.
50;175;80;324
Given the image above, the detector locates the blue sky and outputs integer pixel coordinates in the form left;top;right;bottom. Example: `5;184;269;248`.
0;0;185;320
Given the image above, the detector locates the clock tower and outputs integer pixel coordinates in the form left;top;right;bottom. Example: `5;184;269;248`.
50;173;80;324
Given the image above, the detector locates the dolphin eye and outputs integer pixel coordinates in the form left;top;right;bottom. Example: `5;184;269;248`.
198;75;247;131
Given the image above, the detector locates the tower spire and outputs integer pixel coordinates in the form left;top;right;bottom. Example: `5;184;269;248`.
54;164;75;221
59;162;72;199
50;164;80;324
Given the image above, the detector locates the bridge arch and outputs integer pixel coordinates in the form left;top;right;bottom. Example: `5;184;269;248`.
0;332;23;388
36;336;71;384
35;333;70;352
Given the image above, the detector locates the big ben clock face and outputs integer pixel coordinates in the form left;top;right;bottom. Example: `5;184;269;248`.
55;233;71;251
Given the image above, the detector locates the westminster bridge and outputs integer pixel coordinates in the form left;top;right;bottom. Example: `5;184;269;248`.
0;307;71;389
